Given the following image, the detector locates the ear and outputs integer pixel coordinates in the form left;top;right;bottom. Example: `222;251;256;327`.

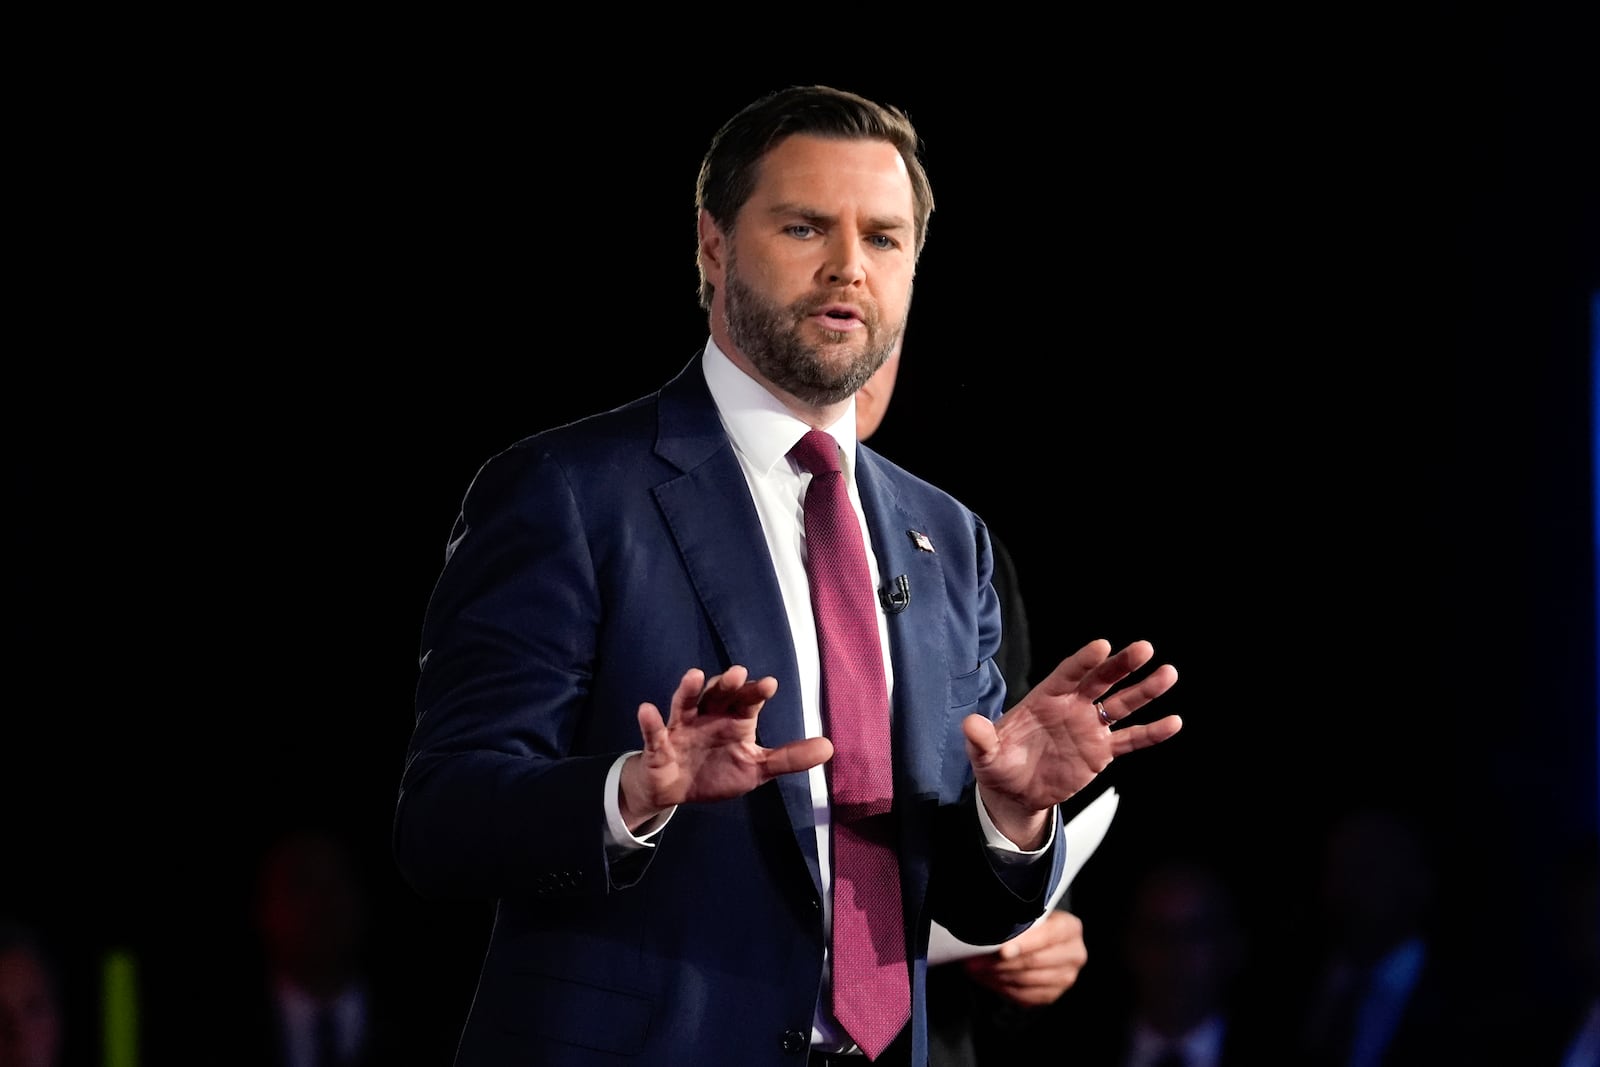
697;209;727;289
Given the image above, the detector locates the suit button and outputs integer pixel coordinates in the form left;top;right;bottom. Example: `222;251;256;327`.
781;1029;807;1054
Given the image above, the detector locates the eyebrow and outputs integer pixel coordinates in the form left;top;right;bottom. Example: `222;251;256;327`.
766;202;912;236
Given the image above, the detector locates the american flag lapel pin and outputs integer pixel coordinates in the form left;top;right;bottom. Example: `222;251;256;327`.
907;529;935;553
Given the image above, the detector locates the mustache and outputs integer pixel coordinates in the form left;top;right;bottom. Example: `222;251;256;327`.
793;290;880;330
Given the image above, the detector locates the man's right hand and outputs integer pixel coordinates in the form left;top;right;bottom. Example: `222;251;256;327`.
620;665;834;830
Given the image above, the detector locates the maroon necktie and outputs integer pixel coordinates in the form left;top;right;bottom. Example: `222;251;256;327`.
790;428;909;1060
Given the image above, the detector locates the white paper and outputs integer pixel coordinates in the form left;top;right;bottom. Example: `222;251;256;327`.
925;787;1119;965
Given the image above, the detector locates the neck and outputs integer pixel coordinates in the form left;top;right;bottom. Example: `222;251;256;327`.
712;331;853;430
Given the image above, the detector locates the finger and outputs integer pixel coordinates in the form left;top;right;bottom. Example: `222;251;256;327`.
732;674;780;713
762;736;835;777
964;959;1074;1004
636;702;668;752
999;969;1081;1005
699;664;750;705
989;960;1080;988
1098;663;1180;723
1082;640;1157;701
961;713;1000;768
995;921;1054;959
669;668;708;719
996;937;1084;970
1027;639;1113;698
700;670;778;718
1108;714;1184;757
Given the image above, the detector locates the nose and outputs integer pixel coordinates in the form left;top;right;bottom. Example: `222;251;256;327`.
821;231;867;287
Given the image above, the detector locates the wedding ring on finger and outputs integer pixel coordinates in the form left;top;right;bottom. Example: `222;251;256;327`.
1095;701;1113;727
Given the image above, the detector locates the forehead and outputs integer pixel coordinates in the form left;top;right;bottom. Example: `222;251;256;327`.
746;133;914;220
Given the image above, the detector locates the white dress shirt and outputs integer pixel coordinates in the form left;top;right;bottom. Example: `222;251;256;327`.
601;339;1051;1051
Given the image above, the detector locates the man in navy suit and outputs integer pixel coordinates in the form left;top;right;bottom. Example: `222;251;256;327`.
393;84;1182;1066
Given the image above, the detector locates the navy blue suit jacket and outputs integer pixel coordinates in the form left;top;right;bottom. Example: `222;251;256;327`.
394;352;1067;1065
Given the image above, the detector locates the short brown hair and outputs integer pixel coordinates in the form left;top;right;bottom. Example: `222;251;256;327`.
694;84;935;310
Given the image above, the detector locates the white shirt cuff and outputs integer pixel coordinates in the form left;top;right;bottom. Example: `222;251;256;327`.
975;783;1057;864
604;751;674;850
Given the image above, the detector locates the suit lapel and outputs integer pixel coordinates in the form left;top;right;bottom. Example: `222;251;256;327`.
646;360;977;900
650;357;821;889
854;448;958;806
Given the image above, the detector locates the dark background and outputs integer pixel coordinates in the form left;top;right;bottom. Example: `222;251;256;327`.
7;9;1596;1060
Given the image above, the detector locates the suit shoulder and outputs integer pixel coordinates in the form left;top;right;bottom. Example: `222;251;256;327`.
516;390;660;456
858;444;975;519
482;350;708;477
468;390;662;488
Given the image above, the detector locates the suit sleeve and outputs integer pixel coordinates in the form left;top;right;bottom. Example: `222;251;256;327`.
393;444;639;901
987;531;1032;711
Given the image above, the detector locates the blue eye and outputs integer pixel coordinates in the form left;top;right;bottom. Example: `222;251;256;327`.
786;225;817;239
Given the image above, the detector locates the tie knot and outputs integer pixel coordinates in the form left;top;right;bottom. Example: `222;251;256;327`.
789;429;842;476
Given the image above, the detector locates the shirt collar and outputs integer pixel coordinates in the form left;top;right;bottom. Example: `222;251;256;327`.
701;337;860;479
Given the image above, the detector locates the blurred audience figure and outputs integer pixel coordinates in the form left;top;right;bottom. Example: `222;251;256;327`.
240;825;414;1067
1115;857;1254;1067
1543;830;1600;1067
1473;828;1600;1065
1041;852;1266;1067
0;918;65;1067
1279;805;1462;1067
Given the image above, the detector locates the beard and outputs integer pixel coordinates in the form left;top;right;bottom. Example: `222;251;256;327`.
723;252;906;406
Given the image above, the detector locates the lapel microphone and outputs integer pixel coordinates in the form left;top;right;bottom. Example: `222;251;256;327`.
879;574;911;614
